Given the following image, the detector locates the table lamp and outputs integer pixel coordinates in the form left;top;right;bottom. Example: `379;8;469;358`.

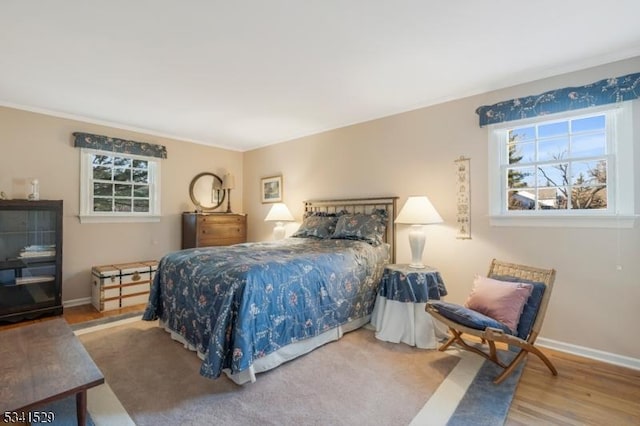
264;203;294;240
222;173;235;213
394;195;443;268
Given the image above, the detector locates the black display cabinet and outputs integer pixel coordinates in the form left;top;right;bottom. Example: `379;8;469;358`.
0;200;63;322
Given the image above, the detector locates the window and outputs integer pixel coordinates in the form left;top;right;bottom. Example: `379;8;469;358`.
488;103;635;228
79;149;161;223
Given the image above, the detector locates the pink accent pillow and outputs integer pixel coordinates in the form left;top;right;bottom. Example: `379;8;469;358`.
464;275;533;333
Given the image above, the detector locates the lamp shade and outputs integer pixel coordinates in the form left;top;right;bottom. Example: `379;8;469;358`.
264;203;294;222
222;173;235;190
395;196;443;225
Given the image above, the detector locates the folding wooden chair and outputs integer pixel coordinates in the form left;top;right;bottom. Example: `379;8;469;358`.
426;259;557;384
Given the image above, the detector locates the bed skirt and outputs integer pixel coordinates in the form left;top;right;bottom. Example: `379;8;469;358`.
159;315;371;385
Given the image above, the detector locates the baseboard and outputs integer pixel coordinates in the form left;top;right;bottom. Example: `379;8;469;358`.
63;297;92;308
538;337;640;371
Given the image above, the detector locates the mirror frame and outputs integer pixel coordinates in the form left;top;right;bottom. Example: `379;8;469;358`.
189;172;226;212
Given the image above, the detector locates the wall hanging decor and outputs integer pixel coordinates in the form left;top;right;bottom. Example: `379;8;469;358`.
455;156;471;239
261;175;283;203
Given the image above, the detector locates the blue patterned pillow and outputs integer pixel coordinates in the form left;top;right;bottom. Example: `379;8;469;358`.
489;274;546;340
302;210;347;219
292;214;339;239
331;209;388;246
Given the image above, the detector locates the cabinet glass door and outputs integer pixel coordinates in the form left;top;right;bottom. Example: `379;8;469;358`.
0;208;59;316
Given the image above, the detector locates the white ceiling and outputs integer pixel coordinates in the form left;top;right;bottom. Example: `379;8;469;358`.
2;1;640;152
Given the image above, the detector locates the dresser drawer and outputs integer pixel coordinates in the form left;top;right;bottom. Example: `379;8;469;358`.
200;223;245;238
198;215;244;225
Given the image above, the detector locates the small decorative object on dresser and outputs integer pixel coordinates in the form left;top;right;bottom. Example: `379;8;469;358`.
182;212;247;249
91;261;158;312
27;179;40;201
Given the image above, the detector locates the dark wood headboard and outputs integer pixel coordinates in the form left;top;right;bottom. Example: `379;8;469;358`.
304;196;398;263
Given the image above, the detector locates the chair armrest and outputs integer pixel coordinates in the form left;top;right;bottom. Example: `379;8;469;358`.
484;327;506;338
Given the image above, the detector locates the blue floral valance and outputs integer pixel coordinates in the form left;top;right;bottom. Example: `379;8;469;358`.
476;72;640;127
73;132;167;159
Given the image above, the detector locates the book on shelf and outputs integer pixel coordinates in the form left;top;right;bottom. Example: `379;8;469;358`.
23;244;56;251
15;275;55;285
18;251;56;258
19;244;57;258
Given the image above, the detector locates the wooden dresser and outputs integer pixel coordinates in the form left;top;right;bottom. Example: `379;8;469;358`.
182;213;247;249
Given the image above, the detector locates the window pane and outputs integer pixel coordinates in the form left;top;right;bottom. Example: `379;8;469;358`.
572;115;605;133
133;169;148;183
113;157;132;167
571;160;607;186
92;155;112;166
114;184;132;197
133;199;149;212
537;163;568;187
133;160;148;169
571;133;606;157
538;188;564;210
538;121;568;138
113;167;131;182
114;198;132;212
508;190;536;210
509;126;535;142
93;183;113;196
538;137;569;161
133;185;149;197
571;186;607;209
93;198;112;212
507;166;535;188
93;166;112;181
508;142;535;164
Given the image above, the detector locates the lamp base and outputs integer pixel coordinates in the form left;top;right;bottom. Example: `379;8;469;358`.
407;225;426;269
225;189;232;213
273;222;286;240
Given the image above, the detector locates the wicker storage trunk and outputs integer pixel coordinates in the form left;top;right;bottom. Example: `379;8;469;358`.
91;260;158;312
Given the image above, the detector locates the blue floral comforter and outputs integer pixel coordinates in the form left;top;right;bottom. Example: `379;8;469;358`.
142;238;389;379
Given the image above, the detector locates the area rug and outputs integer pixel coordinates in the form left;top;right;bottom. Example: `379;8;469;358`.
73;317;523;426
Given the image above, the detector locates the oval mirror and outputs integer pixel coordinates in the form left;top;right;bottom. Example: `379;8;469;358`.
189;172;225;212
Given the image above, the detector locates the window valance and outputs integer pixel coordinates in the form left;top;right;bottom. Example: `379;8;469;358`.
475;72;640;127
73;132;167;159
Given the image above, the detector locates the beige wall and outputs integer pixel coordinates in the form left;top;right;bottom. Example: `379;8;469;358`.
243;57;640;361
0;107;243;301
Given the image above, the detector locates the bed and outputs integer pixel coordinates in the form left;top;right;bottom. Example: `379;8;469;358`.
142;197;397;384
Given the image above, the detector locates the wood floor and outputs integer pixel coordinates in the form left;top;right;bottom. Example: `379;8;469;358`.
2;305;639;425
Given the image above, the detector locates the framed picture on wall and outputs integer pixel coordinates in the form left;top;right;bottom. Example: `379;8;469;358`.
261;175;283;203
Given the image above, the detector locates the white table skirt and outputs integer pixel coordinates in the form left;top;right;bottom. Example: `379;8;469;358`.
370;295;446;349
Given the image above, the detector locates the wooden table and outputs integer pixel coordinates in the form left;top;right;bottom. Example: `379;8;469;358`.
0;318;104;425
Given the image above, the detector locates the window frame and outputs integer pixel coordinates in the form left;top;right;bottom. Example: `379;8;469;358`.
488;102;636;228
79;148;161;223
